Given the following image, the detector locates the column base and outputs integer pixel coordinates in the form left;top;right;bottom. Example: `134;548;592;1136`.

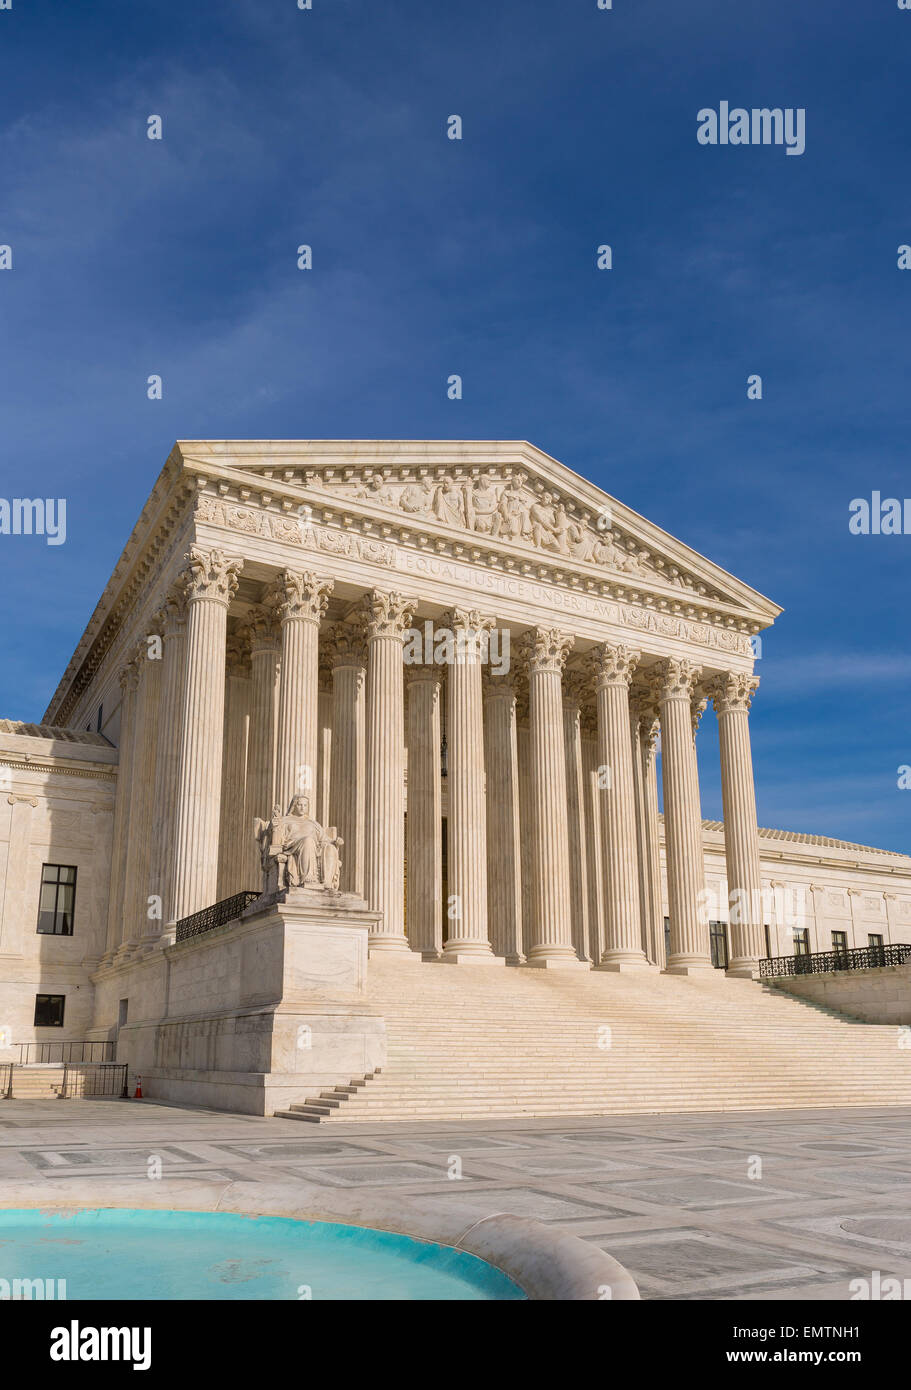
440;948;504;965
726;959;761;979
663;957;716;976
368;937;422;959
524;953;591;971
596;952;652;973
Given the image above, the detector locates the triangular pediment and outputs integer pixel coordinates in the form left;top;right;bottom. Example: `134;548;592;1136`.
173;440;781;627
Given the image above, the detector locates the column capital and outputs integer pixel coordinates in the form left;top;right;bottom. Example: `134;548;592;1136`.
441;607;497;636
178;546;243;607
706;671;760;715
630;688;661;751
518;626;574;675
562;667;593;711
119;653;142;694
325;616;369;669
361;589;418;640
482;669;517;700
650;657;703;701
691;695;708;738
247;603;281;653
225;625;252;676
267;569;333;624
589;642;641;689
155;590;187;640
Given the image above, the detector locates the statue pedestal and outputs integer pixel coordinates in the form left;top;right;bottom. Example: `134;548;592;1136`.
119;886;386;1115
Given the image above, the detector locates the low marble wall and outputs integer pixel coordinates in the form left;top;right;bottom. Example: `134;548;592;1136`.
100;890;386;1114
769;961;911;1024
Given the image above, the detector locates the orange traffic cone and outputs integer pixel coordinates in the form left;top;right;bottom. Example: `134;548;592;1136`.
133;1075;143;1099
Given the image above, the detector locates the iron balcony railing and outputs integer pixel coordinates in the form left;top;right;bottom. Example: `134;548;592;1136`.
11;1040;114;1065
175;890;261;944
760;943;911;979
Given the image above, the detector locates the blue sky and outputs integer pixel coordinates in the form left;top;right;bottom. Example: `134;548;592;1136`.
0;0;908;849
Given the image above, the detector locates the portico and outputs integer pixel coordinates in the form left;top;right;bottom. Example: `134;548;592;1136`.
45;441;777;982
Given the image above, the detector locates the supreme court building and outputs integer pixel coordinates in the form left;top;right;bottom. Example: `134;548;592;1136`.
2;441;910;1114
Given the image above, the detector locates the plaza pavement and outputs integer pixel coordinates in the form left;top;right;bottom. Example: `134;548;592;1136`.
1;1099;910;1300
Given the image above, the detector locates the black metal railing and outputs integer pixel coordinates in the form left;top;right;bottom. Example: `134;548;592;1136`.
61;1063;129;1099
175;890;261;944
760;943;911;979
13;1040;114;1065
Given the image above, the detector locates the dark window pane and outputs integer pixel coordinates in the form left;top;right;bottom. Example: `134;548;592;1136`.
34;995;65;1027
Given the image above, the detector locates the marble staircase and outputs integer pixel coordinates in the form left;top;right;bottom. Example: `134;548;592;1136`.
273;957;911;1123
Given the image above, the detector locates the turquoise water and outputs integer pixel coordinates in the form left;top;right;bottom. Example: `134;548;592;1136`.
0;1208;526;1300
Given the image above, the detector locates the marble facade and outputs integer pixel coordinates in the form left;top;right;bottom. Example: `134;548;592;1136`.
1;441;910;1112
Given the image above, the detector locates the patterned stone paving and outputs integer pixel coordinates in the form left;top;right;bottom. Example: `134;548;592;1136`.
1;1099;910;1300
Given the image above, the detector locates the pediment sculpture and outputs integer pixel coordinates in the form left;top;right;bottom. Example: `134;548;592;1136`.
254;796;343;896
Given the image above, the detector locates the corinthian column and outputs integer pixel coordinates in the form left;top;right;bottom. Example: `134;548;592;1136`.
581;711;605;965
630;689;664;967
245;605;281;888
217;626;252;899
119;630;162;958
327;618;368;897
363;590;417;952
171;547;242;923
521;627;585;967
103;655;140;962
707;671;764;976
562;672;591;963
147;592;186;941
483;672;524;964
652;657;712;973
441;608;498;963
271;570;333;813
590;644;649;970
405;664;443;958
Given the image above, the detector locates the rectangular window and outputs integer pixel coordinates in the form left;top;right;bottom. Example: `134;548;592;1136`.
832;930;848;957
709;921;728;970
118;999;129;1028
664;916;670;962
34;994;65;1028
36;864;77;936
868;934;884;948
793;928;809;957
764;924;773;959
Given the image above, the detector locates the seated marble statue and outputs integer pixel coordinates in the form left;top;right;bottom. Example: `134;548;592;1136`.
254;796;344;895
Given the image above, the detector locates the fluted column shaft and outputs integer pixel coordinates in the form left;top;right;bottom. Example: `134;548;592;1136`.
562;688;591;963
442;609;495;961
591;645;649;970
272;570;333;813
363;591;416;951
171;547;242;923
710;673;764;976
484;677;524;963
654;658;712;973
406;668;443;958
119;643;161;953
516;719;534;958
523;628;581;967
581;729;605;965
147;595;186;937
328;621;368;898
104;657;139;959
641;715;665;967
217;633;252;899
630;693;663;966
246;609;281;888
